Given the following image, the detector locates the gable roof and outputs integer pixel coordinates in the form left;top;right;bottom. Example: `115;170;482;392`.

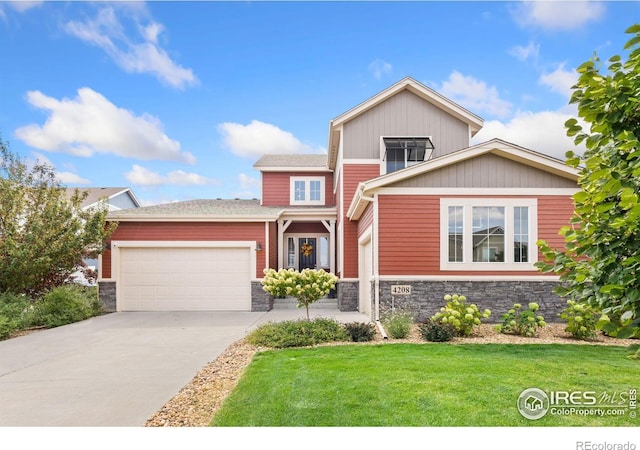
327;77;484;169
66;187;141;209
253;154;330;172
347;138;580;220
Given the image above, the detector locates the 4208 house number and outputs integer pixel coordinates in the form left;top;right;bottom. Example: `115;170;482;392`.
391;285;412;295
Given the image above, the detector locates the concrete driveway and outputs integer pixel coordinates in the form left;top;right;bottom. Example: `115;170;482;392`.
0;308;369;426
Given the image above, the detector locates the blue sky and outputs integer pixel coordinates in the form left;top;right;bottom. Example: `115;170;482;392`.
1;1;639;207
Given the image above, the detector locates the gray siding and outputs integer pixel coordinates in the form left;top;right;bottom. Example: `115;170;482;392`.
389;153;578;189
110;192;138;210
343;90;470;160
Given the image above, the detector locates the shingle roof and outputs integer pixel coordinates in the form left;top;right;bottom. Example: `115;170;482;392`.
107;199;283;220
65;187;136;208
253;154;329;169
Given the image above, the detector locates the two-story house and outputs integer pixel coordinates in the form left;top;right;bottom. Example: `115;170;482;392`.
100;77;578;320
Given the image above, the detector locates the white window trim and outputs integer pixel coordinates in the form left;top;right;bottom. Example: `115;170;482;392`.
290;176;325;205
439;198;538;271
379;136;434;175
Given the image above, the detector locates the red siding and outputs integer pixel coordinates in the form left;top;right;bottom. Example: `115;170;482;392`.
378;195;440;275
268;222;277;270
261;171;334;206
342;164;380;277
538;196;575;257
104;222;267;278
377;194;575;277
357;203;374;238
286;222;328;234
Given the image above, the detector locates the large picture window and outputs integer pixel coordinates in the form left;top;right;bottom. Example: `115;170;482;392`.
441;198;537;271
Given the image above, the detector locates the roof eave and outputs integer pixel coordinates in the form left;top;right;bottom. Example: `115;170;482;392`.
256;166;332;173
107;214;283;223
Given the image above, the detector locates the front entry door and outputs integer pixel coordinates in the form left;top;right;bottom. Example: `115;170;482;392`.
299;238;317;270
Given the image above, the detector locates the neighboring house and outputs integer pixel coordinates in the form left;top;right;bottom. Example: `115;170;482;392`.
67;187;140;284
66;187;141;212
99;77;578;320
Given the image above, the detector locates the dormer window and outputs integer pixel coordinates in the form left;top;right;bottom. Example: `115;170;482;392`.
382;137;434;173
290;177;325;205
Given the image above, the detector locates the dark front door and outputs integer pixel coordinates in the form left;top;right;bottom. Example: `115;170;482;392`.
299;238;317;270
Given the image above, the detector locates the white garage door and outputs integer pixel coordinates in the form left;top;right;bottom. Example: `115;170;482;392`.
119;247;252;311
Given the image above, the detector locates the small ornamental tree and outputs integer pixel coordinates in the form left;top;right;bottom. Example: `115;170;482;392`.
536;24;640;340
262;268;338;320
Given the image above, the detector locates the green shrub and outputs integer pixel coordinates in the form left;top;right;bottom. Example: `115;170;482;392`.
0;315;17;340
32;285;102;328
343;322;376;342
495;302;546;337
0;291;34;339
381;310;413;339
418;319;457;342
431;294;491;337
559;300;600;340
246;318;348;348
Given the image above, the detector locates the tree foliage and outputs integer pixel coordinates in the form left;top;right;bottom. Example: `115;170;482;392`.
261;268;338;320
0;137;116;295
536;24;640;339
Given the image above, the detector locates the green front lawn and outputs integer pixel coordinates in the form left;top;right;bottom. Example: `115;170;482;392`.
211;344;638;427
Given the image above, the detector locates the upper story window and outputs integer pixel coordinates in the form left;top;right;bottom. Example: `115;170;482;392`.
290;177;325;205
382;137;434;174
440;198;538;271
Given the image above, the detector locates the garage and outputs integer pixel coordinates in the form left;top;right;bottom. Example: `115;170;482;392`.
117;245;253;311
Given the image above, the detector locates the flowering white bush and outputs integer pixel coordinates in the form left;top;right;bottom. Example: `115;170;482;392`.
262;268;338;320
431;294;491;337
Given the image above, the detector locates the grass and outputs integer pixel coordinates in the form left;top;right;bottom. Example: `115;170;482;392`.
210;343;638;427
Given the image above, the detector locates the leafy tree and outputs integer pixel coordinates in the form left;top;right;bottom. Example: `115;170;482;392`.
536;25;640;340
261;268;338;320
0;137;116;295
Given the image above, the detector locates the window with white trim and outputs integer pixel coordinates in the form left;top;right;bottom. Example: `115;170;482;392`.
440;198;537;271
290;177;325;205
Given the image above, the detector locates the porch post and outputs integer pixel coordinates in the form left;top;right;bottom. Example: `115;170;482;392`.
321;219;336;274
277;219;292;270
329;219;336;274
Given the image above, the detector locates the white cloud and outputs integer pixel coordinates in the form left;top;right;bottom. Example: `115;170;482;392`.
512;1;605;31
368;59;393;80
509;41;540;63
5;1;42;13
56;171;91;185
64;6;197;89
126;164;219;186
218;120;323;158
540;63;578;98
472;108;587;160
439;71;512;119
15;88;195;164
238;173;260;190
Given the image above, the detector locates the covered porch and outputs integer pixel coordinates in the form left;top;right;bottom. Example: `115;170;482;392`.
276;209;337;274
